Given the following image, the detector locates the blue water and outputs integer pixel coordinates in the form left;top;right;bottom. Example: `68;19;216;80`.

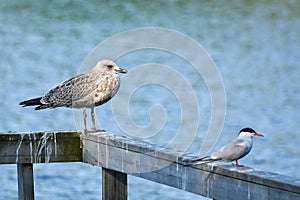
1;1;299;199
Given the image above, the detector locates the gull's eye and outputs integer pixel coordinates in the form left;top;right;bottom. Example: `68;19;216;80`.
107;65;113;68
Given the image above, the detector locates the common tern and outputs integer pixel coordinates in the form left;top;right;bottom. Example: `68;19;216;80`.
187;128;264;167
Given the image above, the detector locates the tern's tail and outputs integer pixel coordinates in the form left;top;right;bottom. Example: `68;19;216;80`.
184;156;221;165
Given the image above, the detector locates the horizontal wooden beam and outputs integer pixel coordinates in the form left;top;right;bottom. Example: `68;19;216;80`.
0;131;82;164
82;132;300;200
1;131;299;199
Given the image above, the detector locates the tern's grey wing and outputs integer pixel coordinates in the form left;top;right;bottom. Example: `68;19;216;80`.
41;72;99;108
211;139;252;161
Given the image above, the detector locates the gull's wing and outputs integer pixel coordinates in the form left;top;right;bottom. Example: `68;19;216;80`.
40;71;100;108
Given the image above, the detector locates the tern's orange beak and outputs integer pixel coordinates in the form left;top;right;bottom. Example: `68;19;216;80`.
254;133;264;137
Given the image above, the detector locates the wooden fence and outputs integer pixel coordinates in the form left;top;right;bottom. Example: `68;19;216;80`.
0;131;299;200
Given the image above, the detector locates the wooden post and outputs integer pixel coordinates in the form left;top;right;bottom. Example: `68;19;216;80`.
17;163;34;200
102;167;127;200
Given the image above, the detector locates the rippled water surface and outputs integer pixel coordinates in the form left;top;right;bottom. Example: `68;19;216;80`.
1;1;299;199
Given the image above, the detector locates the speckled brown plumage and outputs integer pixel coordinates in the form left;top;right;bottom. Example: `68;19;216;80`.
20;60;127;132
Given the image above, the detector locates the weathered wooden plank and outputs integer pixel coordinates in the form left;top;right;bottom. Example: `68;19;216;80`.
17;163;34;200
1;131;300;199
102;167;127;200
0;131;82;164
82;132;300;199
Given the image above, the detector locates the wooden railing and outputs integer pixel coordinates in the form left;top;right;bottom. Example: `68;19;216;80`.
0;131;299;200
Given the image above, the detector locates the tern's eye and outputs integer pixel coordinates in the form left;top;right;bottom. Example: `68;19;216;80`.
107;65;113;68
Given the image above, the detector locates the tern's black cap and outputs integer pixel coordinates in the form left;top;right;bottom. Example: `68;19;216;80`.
239;127;256;134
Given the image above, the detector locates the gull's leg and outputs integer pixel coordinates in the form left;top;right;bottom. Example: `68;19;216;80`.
89;107;105;132
83;108;87;133
91;106;96;131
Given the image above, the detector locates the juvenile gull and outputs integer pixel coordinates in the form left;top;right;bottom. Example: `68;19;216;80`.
20;60;127;132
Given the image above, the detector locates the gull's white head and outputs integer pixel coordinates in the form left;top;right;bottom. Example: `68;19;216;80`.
95;60;127;74
238;127;264;138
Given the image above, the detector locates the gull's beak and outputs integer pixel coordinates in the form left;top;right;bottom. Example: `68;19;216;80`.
254;132;264;137
117;67;127;74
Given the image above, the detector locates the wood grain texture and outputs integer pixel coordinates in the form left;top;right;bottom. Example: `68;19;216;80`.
17;163;34;200
102;168;127;200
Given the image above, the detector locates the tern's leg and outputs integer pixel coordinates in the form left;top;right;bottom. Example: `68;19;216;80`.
235;160;244;167
91;106;96;131
83;108;87;133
